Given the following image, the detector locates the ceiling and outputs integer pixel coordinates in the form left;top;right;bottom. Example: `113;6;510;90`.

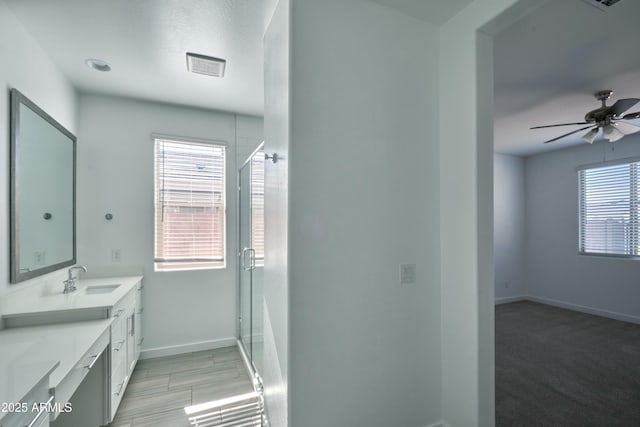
4;0;277;117
369;0;640;157
369;0;473;26
7;0;640;155
494;0;640;156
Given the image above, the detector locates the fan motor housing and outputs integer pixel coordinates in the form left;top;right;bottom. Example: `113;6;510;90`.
584;107;612;123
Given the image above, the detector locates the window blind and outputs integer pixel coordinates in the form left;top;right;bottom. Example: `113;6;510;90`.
579;161;640;256
250;154;265;266
154;138;226;271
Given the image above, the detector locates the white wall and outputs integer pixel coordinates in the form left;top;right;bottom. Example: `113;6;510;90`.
263;0;289;425
0;0;77;300
286;1;441;426
76;93;263;355
494;153;526;301
440;1;540;425
524;138;640;323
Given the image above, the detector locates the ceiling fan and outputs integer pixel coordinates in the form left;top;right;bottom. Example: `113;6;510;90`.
531;90;640;144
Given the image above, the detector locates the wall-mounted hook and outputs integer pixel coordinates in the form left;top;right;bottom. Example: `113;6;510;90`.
105;213;114;220
265;153;279;164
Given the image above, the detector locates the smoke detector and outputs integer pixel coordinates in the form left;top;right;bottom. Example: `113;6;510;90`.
186;52;226;78
581;0;625;11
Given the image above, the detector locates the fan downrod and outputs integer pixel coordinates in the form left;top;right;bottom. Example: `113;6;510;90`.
595;89;613;105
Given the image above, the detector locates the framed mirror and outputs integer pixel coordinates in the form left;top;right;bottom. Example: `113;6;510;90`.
10;89;76;283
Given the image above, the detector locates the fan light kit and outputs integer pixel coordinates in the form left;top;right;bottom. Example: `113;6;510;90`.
530;90;640;145
581;0;625;12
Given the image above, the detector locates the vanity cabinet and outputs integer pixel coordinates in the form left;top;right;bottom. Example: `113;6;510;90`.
1;275;144;426
108;282;143;421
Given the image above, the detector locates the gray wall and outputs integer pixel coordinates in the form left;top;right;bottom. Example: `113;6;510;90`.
524;137;640;323
0;0;77;299
494;153;526;301
287;1;441;426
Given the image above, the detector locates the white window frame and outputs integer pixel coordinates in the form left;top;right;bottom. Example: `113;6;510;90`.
153;135;227;271
578;158;640;258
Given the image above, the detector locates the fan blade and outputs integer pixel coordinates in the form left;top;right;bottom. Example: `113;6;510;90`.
612;98;640;116
613;121;640;135
543;125;595;144
531;122;589;129
620;111;640;120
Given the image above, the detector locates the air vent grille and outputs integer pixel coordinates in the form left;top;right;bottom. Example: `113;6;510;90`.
581;0;625;11
186;52;226;78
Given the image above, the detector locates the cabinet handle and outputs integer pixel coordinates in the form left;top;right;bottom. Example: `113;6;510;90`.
83;350;103;370
114;340;125;351
114;380;125;397
26;395;54;427
131;313;135;336
114;309;125;318
138;337;144;346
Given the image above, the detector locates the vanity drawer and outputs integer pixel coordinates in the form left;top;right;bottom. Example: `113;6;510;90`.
52;327;109;420
110;313;126;364
109;362;129;420
1;377;50;427
111;287;136;319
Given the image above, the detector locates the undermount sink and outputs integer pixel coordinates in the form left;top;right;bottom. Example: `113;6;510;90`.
84;284;120;295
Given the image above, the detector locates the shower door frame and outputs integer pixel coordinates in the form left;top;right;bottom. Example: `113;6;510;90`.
236;141;265;388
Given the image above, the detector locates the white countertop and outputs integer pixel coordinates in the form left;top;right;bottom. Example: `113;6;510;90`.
0;319;112;421
2;275;143;319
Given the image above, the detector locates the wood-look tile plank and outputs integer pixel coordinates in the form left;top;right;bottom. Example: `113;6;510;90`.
191;378;254;405
130;408;191;427
114;388;191;420
146;358;215;377
212;348;242;363
122;375;170;397
169;366;240;389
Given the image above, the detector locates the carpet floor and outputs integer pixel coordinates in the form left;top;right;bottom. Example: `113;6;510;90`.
496;301;640;427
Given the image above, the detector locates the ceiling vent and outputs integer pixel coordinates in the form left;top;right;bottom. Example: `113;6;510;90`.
581;0;625;11
186;52;226;78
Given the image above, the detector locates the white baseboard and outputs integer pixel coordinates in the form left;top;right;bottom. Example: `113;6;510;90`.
525;295;640;325
140;337;237;360
495;295;526;305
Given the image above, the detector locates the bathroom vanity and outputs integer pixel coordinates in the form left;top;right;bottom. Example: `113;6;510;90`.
0;275;143;427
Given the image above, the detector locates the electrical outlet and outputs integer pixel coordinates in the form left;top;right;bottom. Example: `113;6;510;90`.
111;249;121;262
400;263;416;284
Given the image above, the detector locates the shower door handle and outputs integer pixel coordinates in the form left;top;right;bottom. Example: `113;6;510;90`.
242;247;255;271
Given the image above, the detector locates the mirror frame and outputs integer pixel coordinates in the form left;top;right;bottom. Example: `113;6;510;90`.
10;88;77;283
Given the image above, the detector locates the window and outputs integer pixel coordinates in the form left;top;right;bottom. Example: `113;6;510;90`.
154;137;226;271
250;154;265;266
579;160;640;257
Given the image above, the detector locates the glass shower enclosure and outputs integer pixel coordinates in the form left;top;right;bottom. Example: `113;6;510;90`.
238;144;264;381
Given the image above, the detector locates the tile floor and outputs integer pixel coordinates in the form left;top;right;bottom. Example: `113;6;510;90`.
108;346;254;427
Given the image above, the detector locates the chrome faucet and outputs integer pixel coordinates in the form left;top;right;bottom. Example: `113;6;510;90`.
63;265;87;294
